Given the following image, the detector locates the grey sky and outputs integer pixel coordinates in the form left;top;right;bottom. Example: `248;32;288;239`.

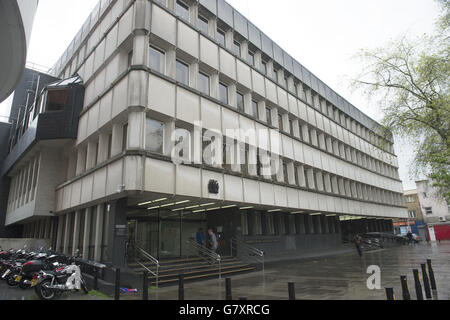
0;0;442;190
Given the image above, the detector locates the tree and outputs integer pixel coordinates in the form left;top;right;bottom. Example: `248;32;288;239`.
352;0;450;202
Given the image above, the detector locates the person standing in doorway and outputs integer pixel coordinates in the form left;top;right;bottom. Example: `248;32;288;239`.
353;233;363;258
207;228;218;262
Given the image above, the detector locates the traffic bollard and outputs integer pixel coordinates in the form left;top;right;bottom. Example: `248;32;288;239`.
288;282;295;300
114;268;120;300
225;278;232;300
400;275;410;300
427;259;437;290
385;287;395;300
178;272;184;300
143;271;149;300
412;269;423;300
421;263;432;299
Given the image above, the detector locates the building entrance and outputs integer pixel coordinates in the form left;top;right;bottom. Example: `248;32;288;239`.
127;209;207;260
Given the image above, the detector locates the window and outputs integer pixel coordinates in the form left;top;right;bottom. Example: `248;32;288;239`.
283;162;288;183
45;90;67;112
251;100;258;118
266;107;272;125
261;61;267;75
175;0;190;21
176;60;189;85
425;207;432;215
107;133;112;158
294;166;299;185
198;72;210;95
278;113;283;130
233;40;241;56
248;51;254;66
289;119;293;135
408;210;417;219
236;91;244;112
405;195;414;203
217;29;225;47
149;46;165;74
122;123;128;151
219;82;228;104
197;15;209;34
146;118;164;153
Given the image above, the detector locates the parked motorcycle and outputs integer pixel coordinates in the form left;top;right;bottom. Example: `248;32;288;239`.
34;262;89;300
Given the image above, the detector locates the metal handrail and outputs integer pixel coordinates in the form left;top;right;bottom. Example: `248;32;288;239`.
127;244;159;288
185;239;222;278
230;238;265;273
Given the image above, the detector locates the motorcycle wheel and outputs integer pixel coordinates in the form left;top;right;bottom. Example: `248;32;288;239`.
6;274;19;287
35;279;56;300
19;279;29;290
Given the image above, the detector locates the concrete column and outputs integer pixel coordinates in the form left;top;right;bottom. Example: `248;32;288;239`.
111;123;124;157
63;213;71;254
266;60;274;80
290;119;299;138
297;164;306;188
253;51;262;70
132;34;149;67
243;92;252;115
189;62;199;89
315;171;324;191
56;216;64;252
97;132;109;164
72;211;81;256
224;29;233;50
25;160;34;203
301;123;309;142
82;209;91;259
258;100;266;122
76;147;87;175
166;48;176;78
322;216;329;234
228;83;237;109
281;113;289;133
240;40;249;61
323;173;332;193
306;168;315;189
106;198;128;267
128;110;145;150
94;205;104;262
318;132;326;151
164;120;175;157
310;128;318;147
86;141;97;170
210;72;219;99
286;162;295;185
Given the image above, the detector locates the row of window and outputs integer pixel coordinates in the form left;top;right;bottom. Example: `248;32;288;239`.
147;45;399;180
240;211;340;236
7;155;40;213
169;0;394;154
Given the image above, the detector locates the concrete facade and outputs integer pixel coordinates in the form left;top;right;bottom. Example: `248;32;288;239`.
1;0;407;267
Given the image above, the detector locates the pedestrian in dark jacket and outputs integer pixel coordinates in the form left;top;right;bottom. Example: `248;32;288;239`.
353;234;362;257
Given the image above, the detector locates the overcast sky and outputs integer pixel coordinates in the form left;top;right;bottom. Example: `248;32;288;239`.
0;0;442;190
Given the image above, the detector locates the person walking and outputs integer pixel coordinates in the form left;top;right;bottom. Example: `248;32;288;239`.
353;233;363;258
207;228;218;263
406;230;413;245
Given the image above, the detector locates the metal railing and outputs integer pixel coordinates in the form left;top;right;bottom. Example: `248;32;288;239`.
230;238;265;273
126;243;160;288
185;239;222;278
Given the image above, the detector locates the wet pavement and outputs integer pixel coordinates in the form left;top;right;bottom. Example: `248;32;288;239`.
1;241;449;300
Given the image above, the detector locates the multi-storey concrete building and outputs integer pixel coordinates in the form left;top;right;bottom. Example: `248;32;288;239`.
398;189;425;237
1;0;407;270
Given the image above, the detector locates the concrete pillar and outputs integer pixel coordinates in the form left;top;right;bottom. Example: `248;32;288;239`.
166;48;176;78
322;216;329;234
306;168;315;189
63;213;71;254
72;211;81;256
75;147;87;175
292;119;300;138
86;141;97;170
106;198;128;267
287;162;295;185
258;100;266;122
210;72;219;100
128;110;145;150
315;171;324;191
97;132;109;164
318;132;326;151
111;123;124;157
323;173;332;193
296;164;306;188
82;209;91;260
301;123;309;143
56;216;64;252
94;205;104;262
